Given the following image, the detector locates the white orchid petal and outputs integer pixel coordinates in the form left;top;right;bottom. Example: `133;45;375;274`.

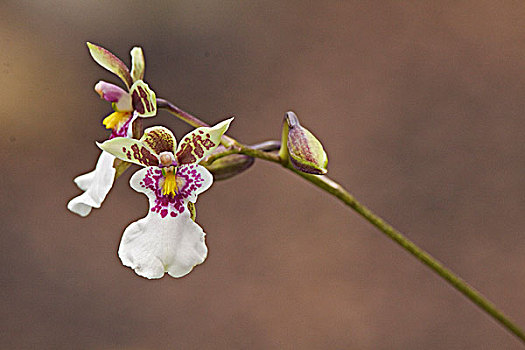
73;170;95;192
118;207;208;279
67;151;116;217
125;112;139;138
117;161;214;278
181;164;213;203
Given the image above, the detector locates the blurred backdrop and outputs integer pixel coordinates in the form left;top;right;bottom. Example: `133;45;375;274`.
2;1;525;349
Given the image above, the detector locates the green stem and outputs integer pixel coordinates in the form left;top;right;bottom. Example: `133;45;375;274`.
158;100;525;344
202;140;281;166
286;165;525;344
157;98;237;147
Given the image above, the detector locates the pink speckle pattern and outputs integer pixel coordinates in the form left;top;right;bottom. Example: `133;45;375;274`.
139;164;206;218
109;115;132;139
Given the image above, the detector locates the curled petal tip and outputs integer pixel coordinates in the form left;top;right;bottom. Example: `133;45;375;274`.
216;117;234;131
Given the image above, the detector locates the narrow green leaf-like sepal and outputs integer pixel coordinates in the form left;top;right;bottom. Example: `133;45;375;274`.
87;42;133;89
284;111;328;175
130;47;145;82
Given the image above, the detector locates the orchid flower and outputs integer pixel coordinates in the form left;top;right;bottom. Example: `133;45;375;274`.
68;43;156;217
98;118;233;279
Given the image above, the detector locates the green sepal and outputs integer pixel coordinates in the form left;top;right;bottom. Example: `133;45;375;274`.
130;47;145;82
87;42;133;89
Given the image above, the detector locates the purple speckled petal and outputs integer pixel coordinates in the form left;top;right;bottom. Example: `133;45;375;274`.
129;164;212;219
118;211;208;279
67;151;116;217
179;164;213;203
176;118;233;165
141;126;177;155
87;42;133;89
109;111;138;139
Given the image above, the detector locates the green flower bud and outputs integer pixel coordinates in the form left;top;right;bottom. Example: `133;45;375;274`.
280;111;328;175
204;145;255;181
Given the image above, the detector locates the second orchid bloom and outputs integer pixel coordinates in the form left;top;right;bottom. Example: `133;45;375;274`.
68;43;156;217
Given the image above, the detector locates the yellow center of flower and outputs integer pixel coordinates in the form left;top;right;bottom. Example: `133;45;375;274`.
102;111;131;130
162;167;180;196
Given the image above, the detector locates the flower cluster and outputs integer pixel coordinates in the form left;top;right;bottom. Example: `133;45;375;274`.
67;43;232;279
68;43;327;281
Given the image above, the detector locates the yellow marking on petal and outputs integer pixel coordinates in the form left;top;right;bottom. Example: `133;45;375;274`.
187;202;196;221
162;168;179;196
102;111;131;130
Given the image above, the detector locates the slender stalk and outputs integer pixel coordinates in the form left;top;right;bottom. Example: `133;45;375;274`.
158;100;525;344
157;98;237;147
202;140;281;166
286;166;525;344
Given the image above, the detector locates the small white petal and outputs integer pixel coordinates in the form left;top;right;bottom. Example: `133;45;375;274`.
67;151;116;217
118;211;208;279
126;112;139;138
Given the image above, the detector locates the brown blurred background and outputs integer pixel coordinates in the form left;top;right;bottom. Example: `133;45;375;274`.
2;1;525;349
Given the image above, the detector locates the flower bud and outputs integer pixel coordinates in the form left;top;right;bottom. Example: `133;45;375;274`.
281;111;328;175
204;146;255;181
94;81;132;112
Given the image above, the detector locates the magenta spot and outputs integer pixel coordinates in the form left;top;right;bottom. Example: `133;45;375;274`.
139;165;206;219
109;115;132;139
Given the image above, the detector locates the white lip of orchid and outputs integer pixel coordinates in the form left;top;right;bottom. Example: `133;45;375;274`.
116;164;213;278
